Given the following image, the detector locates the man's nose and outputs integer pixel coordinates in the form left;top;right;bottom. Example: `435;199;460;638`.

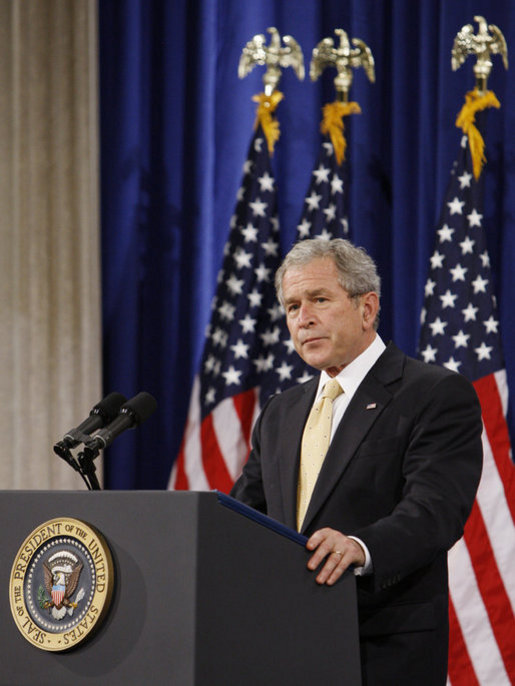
297;302;314;326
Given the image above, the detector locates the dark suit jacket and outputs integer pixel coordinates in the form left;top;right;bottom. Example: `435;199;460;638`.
231;342;483;686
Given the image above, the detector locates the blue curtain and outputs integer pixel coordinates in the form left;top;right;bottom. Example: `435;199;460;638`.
99;0;515;489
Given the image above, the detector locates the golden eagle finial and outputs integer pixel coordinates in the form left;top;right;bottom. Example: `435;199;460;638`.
452;15;508;92
310;28;375;101
238;27;305;95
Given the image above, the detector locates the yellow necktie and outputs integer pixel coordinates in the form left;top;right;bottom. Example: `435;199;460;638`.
297;378;343;531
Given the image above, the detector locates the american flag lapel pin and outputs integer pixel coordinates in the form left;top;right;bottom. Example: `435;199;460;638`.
366;402;377;410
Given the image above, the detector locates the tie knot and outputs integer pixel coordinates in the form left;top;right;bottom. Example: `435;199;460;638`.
321;379;343;401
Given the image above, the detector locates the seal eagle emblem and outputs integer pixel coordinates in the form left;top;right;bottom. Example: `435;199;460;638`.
42;551;84;620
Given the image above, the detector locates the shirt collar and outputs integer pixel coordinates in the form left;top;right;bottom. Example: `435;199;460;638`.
317;335;386;401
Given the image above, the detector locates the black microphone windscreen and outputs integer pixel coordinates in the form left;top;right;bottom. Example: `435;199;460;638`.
120;392;157;426
61;391;128;448
92;392;128;423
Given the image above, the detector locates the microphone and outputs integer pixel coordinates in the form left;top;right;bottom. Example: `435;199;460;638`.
83;391;157;455
56;392;128;451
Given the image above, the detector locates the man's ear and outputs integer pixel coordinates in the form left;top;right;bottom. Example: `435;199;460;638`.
361;292;379;330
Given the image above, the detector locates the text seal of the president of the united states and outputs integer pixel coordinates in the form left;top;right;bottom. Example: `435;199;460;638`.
9;517;114;651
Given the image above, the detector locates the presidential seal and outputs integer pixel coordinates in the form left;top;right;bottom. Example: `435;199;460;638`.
9;517;114;651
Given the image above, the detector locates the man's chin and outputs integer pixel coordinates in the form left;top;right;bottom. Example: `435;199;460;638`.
300;354;344;376
301;355;329;371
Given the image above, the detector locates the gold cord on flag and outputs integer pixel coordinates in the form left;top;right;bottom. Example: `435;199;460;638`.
239;27;305;155
310;29;374;166
451;16;508;179
320;101;361;166
252;91;284;155
455;90;500;180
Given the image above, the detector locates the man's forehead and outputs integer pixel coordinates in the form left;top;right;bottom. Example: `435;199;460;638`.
283;257;337;280
282;262;347;299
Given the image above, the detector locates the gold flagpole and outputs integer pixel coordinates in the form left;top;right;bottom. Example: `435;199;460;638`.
238;27;305;154
310;29;375;165
452;15;508;179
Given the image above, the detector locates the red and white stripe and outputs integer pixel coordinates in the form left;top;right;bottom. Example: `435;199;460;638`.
448;370;515;685
169;375;260;492
52;588;65;607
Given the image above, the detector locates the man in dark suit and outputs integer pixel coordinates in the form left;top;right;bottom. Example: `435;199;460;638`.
231;238;483;685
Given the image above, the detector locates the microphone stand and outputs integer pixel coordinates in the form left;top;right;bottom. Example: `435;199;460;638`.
53;391;157;490
53;435;102;491
77;443;102;491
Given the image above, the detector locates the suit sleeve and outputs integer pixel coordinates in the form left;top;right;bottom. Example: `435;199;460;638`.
230;395;271;514
352;371;483;592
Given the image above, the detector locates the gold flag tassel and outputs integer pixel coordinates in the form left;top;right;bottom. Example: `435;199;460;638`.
455;89;500;180
239;27;305;155
320;101;361;166
451;15;508;180
252;91;284;155
310;29;374;165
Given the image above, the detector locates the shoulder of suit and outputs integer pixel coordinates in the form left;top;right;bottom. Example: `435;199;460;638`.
404;352;461;379
379;342;474;388
400;353;479;406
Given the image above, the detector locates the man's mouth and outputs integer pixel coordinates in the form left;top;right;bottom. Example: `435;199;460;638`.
302;336;325;346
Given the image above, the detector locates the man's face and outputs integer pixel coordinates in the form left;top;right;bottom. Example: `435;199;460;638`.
282;257;378;376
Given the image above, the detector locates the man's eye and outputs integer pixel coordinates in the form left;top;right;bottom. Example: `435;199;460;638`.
287;304;299;314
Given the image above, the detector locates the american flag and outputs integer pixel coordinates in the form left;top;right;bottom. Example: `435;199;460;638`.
418;134;515;684
296;138;349;241
170;126;287;491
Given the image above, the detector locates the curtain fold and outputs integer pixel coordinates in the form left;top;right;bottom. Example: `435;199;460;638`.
0;0;101;489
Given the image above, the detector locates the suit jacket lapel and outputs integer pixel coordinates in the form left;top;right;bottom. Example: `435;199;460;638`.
279;378;318;529
300;343;405;533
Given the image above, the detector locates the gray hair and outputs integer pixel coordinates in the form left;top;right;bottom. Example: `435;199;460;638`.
275;238;381;327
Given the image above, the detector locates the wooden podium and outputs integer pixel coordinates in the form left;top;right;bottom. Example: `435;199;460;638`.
0;491;361;685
